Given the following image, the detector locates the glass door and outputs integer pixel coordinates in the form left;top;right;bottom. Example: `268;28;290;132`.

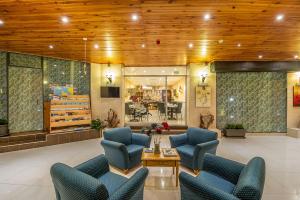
124;76;166;124
166;76;186;125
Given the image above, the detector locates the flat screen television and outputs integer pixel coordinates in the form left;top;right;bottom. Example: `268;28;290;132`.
101;86;120;98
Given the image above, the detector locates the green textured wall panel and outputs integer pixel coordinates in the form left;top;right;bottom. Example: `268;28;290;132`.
216;72;287;132
9;53;41;68
0;52;7;119
8;67;43;133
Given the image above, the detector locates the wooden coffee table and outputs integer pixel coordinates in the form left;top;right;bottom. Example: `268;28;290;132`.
141;148;180;186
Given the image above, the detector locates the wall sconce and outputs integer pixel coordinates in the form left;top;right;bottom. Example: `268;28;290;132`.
198;70;208;86
105;62;114;85
296;72;300;85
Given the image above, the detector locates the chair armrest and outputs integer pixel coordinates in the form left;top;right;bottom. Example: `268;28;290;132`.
132;133;151;147
169;133;188;148
75;155;109;178
51;163;109;200
108;168;149;200
101;140;129;169
193;140;219;170
179;172;239;200
202;154;245;184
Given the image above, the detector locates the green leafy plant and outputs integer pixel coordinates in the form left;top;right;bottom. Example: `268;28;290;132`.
0;119;8;125
225;124;244;129
91;119;106;131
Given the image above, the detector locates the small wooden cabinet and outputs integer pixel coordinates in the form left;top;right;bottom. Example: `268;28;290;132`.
44;95;91;132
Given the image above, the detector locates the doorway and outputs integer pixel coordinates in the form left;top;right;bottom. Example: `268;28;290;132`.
124;67;187;126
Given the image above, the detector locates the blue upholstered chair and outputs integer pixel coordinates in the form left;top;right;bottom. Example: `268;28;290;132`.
50;155;149;200
180;154;266;200
169;127;219;173
101;127;151;173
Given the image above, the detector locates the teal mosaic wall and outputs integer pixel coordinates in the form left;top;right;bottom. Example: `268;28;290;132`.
0;51;90;133
8;67;43;132
217;72;287;133
43;58;90;99
0;52;7;120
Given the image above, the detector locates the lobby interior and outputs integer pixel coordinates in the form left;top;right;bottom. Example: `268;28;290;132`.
1;1;300;200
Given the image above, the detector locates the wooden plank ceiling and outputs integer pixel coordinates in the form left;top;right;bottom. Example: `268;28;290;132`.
0;0;300;66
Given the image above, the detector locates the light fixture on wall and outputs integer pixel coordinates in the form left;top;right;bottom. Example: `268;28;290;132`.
198;70;208;85
105;62;113;85
296;72;300;85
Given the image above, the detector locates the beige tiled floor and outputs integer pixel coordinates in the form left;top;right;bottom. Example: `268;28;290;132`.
0;135;300;200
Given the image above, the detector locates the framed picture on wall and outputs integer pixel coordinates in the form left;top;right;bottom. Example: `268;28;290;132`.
196;86;211;107
293;85;300;106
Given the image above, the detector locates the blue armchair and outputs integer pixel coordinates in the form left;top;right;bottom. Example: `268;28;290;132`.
180;154;266;200
169;127;219;173
50;155;149;200
101;127;151;173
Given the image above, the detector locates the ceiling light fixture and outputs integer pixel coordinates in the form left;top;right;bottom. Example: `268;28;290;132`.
188;43;193;48
94;44;99;49
276;14;284;21
218;39;224;44
237;43;241;47
131;14;138;21
61;16;69;24
141;43;145;48
258;55;263;59
49;45;54;49
0;20;4;26
204;13;211;21
294;55;299;59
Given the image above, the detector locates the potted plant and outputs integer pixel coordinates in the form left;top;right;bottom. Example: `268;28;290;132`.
222;124;246;138
91;119;106;137
0;119;9;137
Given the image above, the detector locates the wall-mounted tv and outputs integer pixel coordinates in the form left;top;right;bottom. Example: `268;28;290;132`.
101;86;120;98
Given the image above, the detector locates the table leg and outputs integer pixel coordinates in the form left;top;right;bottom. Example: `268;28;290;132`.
176;161;179;187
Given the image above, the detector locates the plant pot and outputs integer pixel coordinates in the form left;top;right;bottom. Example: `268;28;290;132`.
0;124;9;137
223;129;246;138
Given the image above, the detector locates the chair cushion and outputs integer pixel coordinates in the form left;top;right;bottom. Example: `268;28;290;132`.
98;172;128;195
198;171;235;194
104;127;132;145
187;128;217;145
176;144;195;158
126;144;144;158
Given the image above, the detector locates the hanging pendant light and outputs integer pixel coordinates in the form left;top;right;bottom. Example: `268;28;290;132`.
83;37;87;75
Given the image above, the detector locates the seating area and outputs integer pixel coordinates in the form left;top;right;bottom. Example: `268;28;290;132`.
1;1;300;200
50;128;266;200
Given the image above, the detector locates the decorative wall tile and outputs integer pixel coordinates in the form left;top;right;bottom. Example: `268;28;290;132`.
43;58;90;99
9;53;41;68
0;52;7;119
8;67;43;133
73;62;90;95
217;72;287;132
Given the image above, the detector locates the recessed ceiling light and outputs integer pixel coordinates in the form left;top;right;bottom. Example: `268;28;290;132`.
237;43;241;47
218;39;224;44
131;14;138;21
143;70;146;73
82;37;87;41
94;44;99;49
294;55;298;59
188;43;193;48
141;44;145;48
204;13;211;20
0;20;4;26
162;70;165;73
276;14;284;21
258;55;263;59
61;16;69;24
49;45;54;49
